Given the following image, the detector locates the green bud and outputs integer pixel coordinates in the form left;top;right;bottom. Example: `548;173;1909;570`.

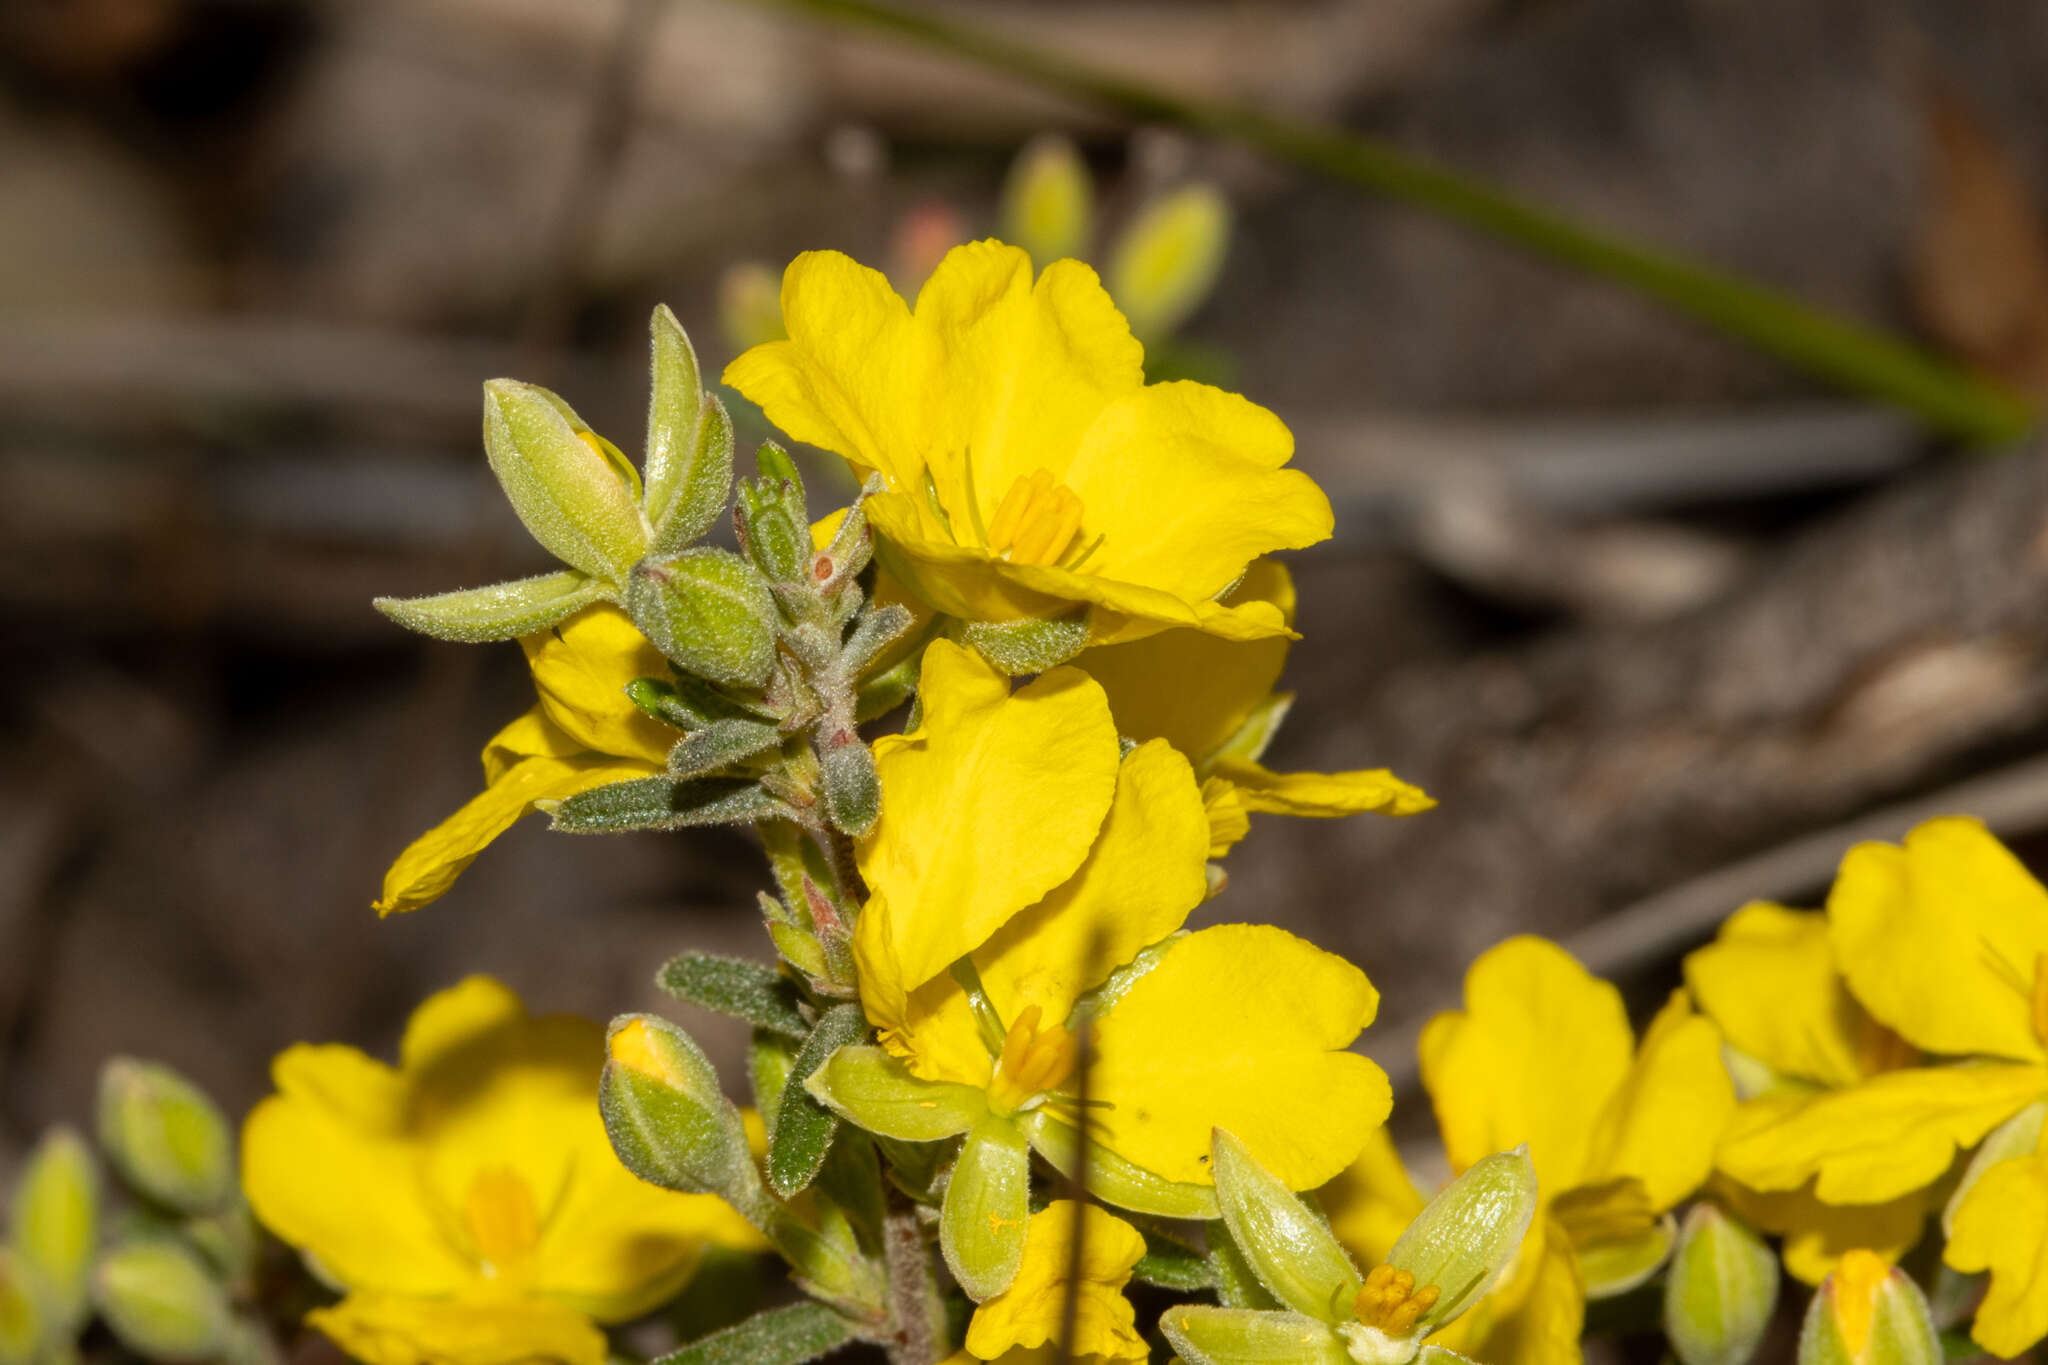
1211;1129;1360;1325
755;440;806;504
644;305;736;554
94;1239;234;1362
960;613;1090;674
1384;1146;1537;1334
1107;182;1231;343
626;548;778;691
941;1117;1030;1301
372;569;607;644
97;1059;233;1215
1798;1253;1940;1365
0;1249;44;1365
601;1015;763;1217
1001;134;1093;266
1666;1203;1780;1365
739;485;807;584
482;379;648;581
805;1046;985;1143
9;1127;98;1331
816;731;879;838
1161;1304;1349;1365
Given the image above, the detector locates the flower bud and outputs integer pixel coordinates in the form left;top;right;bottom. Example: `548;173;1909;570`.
0;1249;44;1365
94;1239;234;1362
625;548;778;691
601;1014;762;1214
1666;1203;1779;1365
1211;1128;1360;1326
739;480;808;585
644;305;734;555
1798;1252;1940;1365
1001;134;1093;267
816;731;879;838
9;1127;98;1331
97;1059;232;1215
1384;1146;1538;1334
482;379;648;581
1107;182;1230;343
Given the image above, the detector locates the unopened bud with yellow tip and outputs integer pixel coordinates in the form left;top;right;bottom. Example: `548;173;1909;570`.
9;1126;98;1332
96;1059;232;1215
1797;1251;1940;1365
600;1014;761;1213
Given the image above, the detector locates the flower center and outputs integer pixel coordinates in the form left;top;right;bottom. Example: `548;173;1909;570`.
464;1165;541;1273
986;469;1085;566
1353;1264;1441;1336
987;1004;1078;1113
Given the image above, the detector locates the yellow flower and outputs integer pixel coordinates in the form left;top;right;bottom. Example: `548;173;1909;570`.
375;605;672;915
241;978;761;1365
837;639;1387;1201
1075;559;1433;855
958;1202;1149;1365
1330;937;1733;1365
723;241;1334;646
1682;901;1927;1282
1709;817;2048;1358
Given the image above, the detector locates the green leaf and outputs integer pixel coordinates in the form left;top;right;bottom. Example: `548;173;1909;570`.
654;1301;860;1365
854;651;922;722
545;777;796;833
94;1239;235;1362
669;718;786;780
374;570;607;644
1387;1146;1539;1331
644;306;734;553
804;1046;984;1142
97;1059;232;1216
1208;1219;1283;1312
483;380;648;580
768;1005;869;1199
1211;1130;1360;1324
1133;1225;1214;1292
10;1126;98;1331
840;604;913;678
1108;183;1231;343
627;547;779;691
960;613;1089;674
940;1116;1031;1301
1160;1305;1349;1365
658;955;809;1039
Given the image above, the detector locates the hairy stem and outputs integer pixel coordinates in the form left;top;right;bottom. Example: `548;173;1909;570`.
744;0;2033;445
882;1185;948;1365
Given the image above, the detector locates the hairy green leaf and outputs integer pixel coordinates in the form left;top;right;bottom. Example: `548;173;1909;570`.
769;1005;868;1199
546;777;796;833
669;719;785;780
658;955;809;1039
653;1300;860;1365
374;570;607;644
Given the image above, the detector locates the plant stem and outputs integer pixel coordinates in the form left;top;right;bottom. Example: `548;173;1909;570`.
881;1185;948;1365
745;0;2034;446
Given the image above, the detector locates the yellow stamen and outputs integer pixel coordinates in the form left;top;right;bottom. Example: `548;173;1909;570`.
464;1166;541;1272
986;1005;1079;1113
1354;1263;1442;1335
2032;953;2048;1048
986;469;1086;566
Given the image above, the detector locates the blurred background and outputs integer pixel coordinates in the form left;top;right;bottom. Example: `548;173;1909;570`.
7;0;2048;1160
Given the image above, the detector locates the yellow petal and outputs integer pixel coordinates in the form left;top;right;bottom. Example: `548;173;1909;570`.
1713;1175;1928;1286
912;245;1143;527
1829;817;2048;1063
1063;381;1331;602
996;556;1297;644
518;605;676;767
373;753;657;915
1319;1127;1427;1269
1684;903;1870;1090
242;1080;474;1297
1089;924;1389;1188
963;1201;1148;1363
307;1290;606;1365
399;977;527;1074
854;641;1119;993
1945;1144;2048;1358
1715;1062;2048;1203
480;708;585;785
1420;937;1633;1199
1202;777;1251;857
1469;1218;1587;1365
1211;759;1436;819
1583;991;1735;1212
1073;558;1295;765
850;891;997;1088
722;250;931;488
974;740;1210;1031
